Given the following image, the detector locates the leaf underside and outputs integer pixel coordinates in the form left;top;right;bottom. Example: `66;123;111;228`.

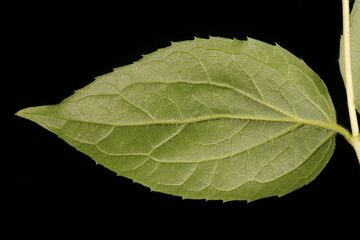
340;0;360;114
17;37;337;202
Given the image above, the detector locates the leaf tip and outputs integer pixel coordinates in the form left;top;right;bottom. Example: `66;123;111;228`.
15;106;44;125
15;107;34;119
15;105;66;133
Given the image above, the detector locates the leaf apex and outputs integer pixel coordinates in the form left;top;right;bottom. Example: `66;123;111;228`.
16;105;65;132
16;106;41;119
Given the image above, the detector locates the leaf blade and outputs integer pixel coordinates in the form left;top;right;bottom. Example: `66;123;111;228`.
17;37;337;201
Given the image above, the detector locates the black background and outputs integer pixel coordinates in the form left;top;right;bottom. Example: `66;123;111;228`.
5;0;360;238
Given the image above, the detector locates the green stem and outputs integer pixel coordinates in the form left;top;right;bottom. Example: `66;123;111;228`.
342;0;360;164
342;0;359;137
350;137;360;163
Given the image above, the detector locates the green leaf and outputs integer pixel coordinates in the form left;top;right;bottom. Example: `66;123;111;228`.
340;0;360;113
17;37;338;202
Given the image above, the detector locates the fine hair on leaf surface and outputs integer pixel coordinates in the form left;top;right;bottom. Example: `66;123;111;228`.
16;0;359;202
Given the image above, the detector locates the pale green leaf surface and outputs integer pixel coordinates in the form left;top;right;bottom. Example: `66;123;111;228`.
340;0;360;113
17;37;337;202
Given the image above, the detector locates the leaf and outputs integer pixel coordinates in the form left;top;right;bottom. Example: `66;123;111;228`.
340;0;360;113
17;37;338;202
